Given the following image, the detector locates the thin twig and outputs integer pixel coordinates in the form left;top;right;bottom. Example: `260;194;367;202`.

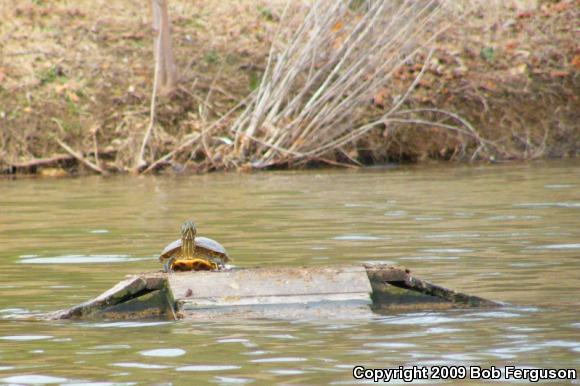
92;127;101;170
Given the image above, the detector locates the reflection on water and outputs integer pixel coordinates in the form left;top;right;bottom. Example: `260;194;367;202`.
0;161;579;384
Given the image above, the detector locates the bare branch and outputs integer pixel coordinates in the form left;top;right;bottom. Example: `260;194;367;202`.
54;137;106;175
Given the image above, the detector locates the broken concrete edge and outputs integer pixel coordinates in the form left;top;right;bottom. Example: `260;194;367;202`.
364;264;503;308
46;273;171;320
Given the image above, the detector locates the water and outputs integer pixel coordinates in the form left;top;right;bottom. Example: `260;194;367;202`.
0;162;579;384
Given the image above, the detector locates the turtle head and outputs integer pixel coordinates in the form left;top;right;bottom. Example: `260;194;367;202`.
181;220;197;259
181;220;197;241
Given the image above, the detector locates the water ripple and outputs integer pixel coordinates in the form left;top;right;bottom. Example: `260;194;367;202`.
0;375;69;384
414;216;443;221
89;321;171;328
68;383;127;386
250;357;307;363
540;340;580;348
384;210;407;217
218;338;251;343
544;184;576;189
214;376;254;384
265;334;296;340
269;369;305;375
364;342;416;348
176;365;241;372
514;202;580;209
528;243;580;250
421;248;473;254
380;314;479;325
400;255;460;261
0;335;53;341
332;235;381;241
112;362;170;369
487;215;541;221
92;344;131;350
19;255;149;264
139;348;186;357
89;229;110;234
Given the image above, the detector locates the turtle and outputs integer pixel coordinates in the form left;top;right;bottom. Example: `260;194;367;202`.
159;220;230;273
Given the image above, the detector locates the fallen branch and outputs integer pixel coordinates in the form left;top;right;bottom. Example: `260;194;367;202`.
3;154;75;173
54;138;107;175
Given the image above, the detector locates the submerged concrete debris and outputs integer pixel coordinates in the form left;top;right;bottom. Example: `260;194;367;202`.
49;265;501;320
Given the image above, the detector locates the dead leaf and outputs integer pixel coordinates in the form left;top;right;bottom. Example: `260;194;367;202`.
453;67;467;78
509;63;527;76
571;55;580;70
552;2;571;13
373;89;388;107
67;91;79;103
481;81;498;91
418;79;431;88
239;163;253;173
54;84;67;94
331;21;344;33
505;40;518;51
550;70;569;78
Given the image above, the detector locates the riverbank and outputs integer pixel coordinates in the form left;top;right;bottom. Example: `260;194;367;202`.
1;0;578;176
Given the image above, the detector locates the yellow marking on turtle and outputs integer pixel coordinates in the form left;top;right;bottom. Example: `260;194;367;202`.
172;258;218;271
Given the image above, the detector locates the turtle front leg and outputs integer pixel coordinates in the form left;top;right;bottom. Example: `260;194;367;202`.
163;256;175;273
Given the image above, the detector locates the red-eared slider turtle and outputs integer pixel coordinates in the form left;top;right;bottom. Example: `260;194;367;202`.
159;220;230;272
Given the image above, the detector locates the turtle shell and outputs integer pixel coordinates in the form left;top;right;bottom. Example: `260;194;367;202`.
159;236;230;262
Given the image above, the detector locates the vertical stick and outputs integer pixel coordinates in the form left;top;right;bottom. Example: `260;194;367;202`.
137;0;177;172
151;0;177;94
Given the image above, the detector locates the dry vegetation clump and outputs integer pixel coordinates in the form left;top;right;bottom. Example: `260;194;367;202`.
363;0;580;163
0;0;578;176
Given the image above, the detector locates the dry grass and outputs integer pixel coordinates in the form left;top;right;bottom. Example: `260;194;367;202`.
0;0;578;175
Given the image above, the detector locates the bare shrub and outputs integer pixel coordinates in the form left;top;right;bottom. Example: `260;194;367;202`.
226;0;457;168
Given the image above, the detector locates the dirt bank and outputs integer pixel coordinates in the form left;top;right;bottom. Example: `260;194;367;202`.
1;0;578;176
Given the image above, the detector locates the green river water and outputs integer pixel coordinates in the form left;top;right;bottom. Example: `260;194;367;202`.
0;162;579;385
